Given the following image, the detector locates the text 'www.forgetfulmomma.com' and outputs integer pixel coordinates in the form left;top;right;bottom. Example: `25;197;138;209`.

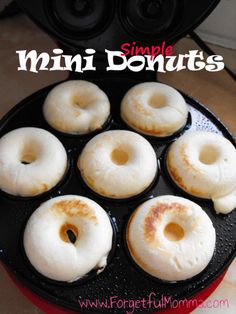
77;293;229;314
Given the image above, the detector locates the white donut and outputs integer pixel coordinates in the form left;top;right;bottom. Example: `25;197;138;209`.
167;131;236;214
121;82;188;137
0;127;67;197
78;130;157;199
23;195;113;282
43;80;110;135
126;195;216;281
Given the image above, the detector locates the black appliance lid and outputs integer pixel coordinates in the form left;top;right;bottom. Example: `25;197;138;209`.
15;0;221;52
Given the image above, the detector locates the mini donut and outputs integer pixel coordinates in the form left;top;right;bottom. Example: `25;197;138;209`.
0;127;67;197
126;195;216;281
121;82;188;137
167;131;236;214
23;195;113;282
78;130;157;199
43;80;110;135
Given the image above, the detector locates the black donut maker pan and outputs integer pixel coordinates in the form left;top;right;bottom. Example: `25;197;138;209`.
0;76;236;314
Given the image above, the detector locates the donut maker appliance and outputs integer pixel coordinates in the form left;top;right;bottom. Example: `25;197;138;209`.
1;1;236;314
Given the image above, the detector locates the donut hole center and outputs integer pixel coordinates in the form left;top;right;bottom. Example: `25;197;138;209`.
72;95;87;109
149;93;167;109
20;153;37;165
111;148;129;165
60;223;78;244
164;222;185;241
20;143;40;165
199;145;219;165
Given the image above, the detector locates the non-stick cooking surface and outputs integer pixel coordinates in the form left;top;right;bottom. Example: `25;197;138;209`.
0;77;236;314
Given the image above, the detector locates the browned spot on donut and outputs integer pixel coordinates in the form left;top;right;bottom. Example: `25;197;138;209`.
77;158;81;169
126;211;163;276
30;188;40;196
122;114;174;137
42;183;48;189
80;169;132;199
144;202;187;246
50;119;71;133
133;102;152;116
88;182;135;199
94;186;119;198
85;175;95;187
86;181;133;199
167;150;208;198
30;183;49;196
126;213;150;268
180;145;201;174
80;170;98;191
127;236;158;275
53;200;97;222
166;153;187;190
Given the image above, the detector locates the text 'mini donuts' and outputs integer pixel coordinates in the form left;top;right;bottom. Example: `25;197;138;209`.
24;195;113;282
126;195;216;282
0;127;67;197
43;80;110;135
78;130;157;199
121;82;188;137
167;131;236;214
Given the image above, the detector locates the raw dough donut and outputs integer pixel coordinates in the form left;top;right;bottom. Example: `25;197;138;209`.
167;131;236;214
0;127;67;197
126;195;216;281
43;80;110;135
78;130;157;199
121;82;188;137
23;195;113;282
